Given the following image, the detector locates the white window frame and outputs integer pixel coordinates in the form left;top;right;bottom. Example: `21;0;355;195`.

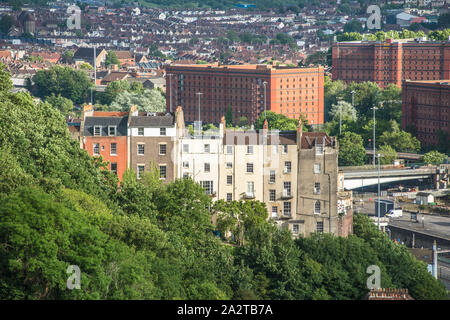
108;125;116;136
247;145;254;154
314;201;321;215
138;127;144;136
159;165;167;180
314;163;321;174
137;143;145;155
283;202;291;216
160;127;166;136
269;189;276;202
269;170;276;183
204;144;210;153
183;144;189;153
204;162;210;172
93;143;100;155
226;145;233;154
110;142;117;155
137;165;145;180
110;162;117;175
246;163;254;173
94;126;102;136
159;143;167;155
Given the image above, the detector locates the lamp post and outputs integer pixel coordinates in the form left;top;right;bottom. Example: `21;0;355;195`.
337;97;343;135
351;90;355;120
377;153;384;230
167;73;174;112
196;92;203;124
371;105;378;167
263;81;267;118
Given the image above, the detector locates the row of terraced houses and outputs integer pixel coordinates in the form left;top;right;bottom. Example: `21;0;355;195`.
74;104;353;238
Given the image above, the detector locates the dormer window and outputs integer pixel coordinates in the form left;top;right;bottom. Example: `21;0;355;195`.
108;126;116;136
94;126;101;136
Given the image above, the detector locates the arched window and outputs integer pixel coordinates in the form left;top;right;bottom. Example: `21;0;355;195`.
314;201;321;215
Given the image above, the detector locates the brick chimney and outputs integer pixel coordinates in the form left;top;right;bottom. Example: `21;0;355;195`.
220;115;226;138
175;106;186;138
297;118;303;150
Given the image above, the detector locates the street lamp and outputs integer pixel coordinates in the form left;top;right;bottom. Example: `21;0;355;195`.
376;153;384;230
337;96;343;135
371;105;379;167
196;92;203;124
167;73;174;112
262;81;268;118
350;90;356;120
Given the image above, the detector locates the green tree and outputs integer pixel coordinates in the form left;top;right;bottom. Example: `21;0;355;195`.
108;88;166;112
0;63;12;92
329;100;357;122
61;50;74;64
0;14;14;34
338;132;367;166
254;111;305;131
225;105;233;127
212;200;268;245
31;66;93;104
343;20;363;33
378;120;421;153
45;93;74;115
105;51;120;67
378;144;397;165
423;150;446;164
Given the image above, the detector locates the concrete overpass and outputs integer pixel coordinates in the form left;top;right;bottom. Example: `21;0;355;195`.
341;166;448;190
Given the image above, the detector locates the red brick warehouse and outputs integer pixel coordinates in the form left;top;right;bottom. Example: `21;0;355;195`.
402;80;450;147
332;39;450;88
165;63;325;125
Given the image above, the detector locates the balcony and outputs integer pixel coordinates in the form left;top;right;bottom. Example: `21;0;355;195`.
279;211;292;219
280;190;293;199
243;191;255;199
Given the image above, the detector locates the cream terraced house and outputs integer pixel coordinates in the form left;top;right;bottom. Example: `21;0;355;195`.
220;120;299;226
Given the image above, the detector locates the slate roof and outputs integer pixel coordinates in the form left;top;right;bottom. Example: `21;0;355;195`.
223;130;297;145
83;116;128;136
129;114;175;127
73;47;103;60
300;132;335;149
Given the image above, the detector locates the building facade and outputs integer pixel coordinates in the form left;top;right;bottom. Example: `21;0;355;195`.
78;105;352;238
127;107;178;182
165;63;325;126
332;39;450;88
401;80;450;146
80;107;129;180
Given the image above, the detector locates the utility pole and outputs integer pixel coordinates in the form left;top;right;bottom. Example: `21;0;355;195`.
337;97;343;135
377;153;383;230
263;81;267;118
167;73;173;112
196;91;203;125
371;105;378;167
351;90;355;120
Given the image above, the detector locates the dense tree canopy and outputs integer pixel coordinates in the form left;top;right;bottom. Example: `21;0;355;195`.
0;67;447;300
31;66;93;104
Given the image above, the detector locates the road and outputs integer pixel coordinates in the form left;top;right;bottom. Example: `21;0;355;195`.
388;211;450;240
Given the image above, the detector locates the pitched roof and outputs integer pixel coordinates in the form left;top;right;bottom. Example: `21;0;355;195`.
73;47;103;60
83;116;128;136
300;132;335;149
223;130;297;145
129;113;175;127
